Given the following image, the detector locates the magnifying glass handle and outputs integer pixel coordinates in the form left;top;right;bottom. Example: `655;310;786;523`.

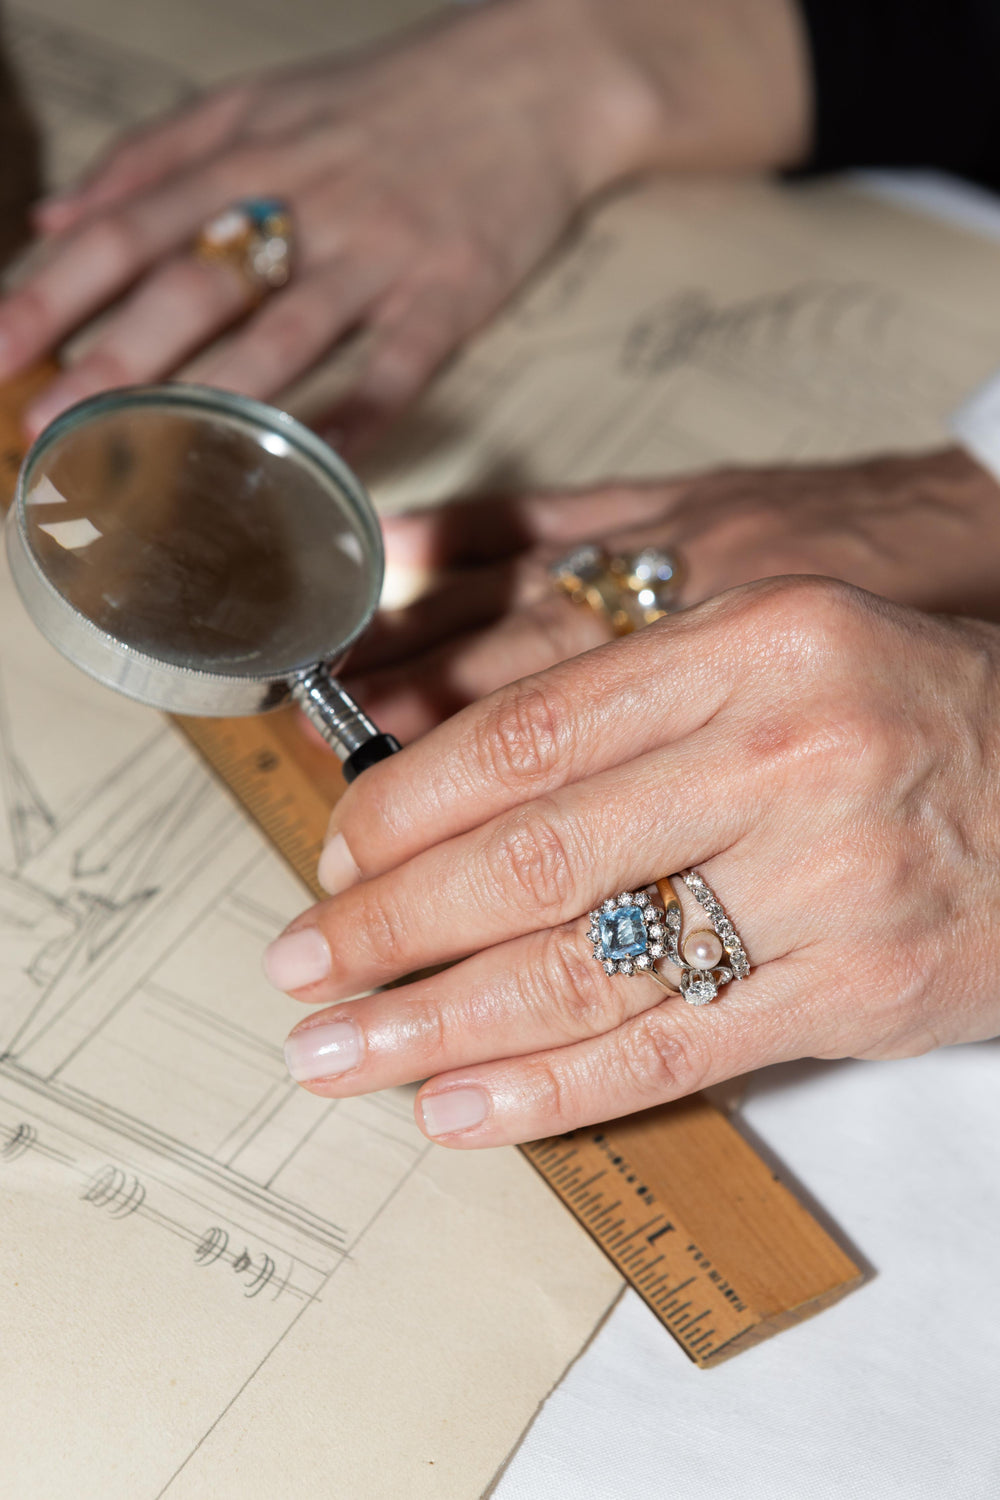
292;668;400;784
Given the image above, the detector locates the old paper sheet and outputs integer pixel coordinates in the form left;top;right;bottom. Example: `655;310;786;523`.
0;3;622;1498
0;544;620;1500
366;175;1000;511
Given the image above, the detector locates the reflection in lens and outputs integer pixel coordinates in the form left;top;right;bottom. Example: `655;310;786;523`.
24;403;374;676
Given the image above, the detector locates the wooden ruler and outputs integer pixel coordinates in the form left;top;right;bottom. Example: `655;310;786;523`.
1;372;862;1365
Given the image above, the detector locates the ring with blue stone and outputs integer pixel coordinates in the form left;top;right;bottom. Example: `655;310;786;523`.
588;872;750;1005
195;197;294;302
588;889;681;989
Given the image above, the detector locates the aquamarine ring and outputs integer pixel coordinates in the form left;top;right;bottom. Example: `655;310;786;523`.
588;871;750;1006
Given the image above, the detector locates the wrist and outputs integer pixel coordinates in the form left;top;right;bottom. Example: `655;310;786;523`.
541;0;813;191
450;0;811;202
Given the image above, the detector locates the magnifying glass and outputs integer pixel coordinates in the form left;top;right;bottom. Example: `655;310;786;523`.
6;384;400;781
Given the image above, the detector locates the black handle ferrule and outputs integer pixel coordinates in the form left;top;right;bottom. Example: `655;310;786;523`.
342;732;401;782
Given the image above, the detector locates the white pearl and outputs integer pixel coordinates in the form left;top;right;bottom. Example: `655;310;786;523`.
682;929;724;970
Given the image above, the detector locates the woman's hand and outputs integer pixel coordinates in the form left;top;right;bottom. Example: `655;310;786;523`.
0;0;809;443
350;448;1000;741
264;575;1000;1146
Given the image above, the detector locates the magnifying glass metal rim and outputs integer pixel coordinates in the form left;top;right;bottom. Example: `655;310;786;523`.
6;382;386;719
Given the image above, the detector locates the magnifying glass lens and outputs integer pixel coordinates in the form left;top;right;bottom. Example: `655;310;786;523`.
22;402;373;677
9;386;397;779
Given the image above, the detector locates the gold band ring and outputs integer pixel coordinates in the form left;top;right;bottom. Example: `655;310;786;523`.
194;197;294;305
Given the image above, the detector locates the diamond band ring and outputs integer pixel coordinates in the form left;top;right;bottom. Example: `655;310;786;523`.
195;198;294;303
588;870;749;1005
551;543;684;635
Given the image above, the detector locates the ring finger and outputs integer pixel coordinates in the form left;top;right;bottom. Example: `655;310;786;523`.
263;726;768;1006
411;953;820;1147
282;890;788;1099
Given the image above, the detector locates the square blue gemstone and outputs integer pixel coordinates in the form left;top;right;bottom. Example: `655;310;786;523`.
599;906;648;961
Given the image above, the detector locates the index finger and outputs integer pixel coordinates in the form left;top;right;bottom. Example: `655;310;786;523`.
319;586;756;895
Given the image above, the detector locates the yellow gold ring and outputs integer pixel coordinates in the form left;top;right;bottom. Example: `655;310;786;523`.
194;197;294;305
550;542;684;636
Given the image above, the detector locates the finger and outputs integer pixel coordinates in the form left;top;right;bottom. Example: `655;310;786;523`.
190;255;391;400
345;592;609;745
0;135;339;380
282;916;671;1092
378;483;679;573
35;88;251;233
412;955;818;1147
325;592;749;887
319;276;499;456
263;728;755;1003
0;184;234;379
282;872;796;1097
348;553;554;675
22;256;250;435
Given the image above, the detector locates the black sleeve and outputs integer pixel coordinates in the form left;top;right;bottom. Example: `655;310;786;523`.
797;0;1000;190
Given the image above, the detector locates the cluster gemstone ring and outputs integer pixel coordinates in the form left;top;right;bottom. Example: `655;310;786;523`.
588;871;750;1005
551;542;684;635
194;198;294;303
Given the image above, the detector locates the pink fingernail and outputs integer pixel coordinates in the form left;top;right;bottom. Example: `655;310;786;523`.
26;386;80;437
317;832;361;896
420;1087;490;1137
263;928;331;991
284;1019;362;1082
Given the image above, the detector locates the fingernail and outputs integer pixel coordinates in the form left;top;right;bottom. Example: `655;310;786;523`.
420;1087;490;1138
26;385;80;437
263;927;331;991
284;1019;362;1082
317;832;360;896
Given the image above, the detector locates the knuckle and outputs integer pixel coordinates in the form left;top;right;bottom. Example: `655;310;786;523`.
352;887;407;974
486;802;575;917
473;679;566;791
414;993;449;1066
429;236;500;296
616;1009;708;1101
521;1055;576;1133
80;216;141;276
255;303;321;365
534;925;627;1038
159;259;224;316
747;575;868;656
206;142;281;194
365;335;434;398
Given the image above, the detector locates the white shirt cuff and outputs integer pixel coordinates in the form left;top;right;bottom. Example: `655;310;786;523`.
950;369;1000;484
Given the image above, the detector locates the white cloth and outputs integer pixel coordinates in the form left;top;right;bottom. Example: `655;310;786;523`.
497;173;1000;1500
496;1045;1000;1500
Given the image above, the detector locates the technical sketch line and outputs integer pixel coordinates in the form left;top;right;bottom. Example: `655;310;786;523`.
156;1142;433;1499
264;1097;340;1190
143;982;286;1062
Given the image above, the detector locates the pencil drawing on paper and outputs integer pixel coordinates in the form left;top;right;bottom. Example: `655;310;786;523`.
0;639;428;1312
